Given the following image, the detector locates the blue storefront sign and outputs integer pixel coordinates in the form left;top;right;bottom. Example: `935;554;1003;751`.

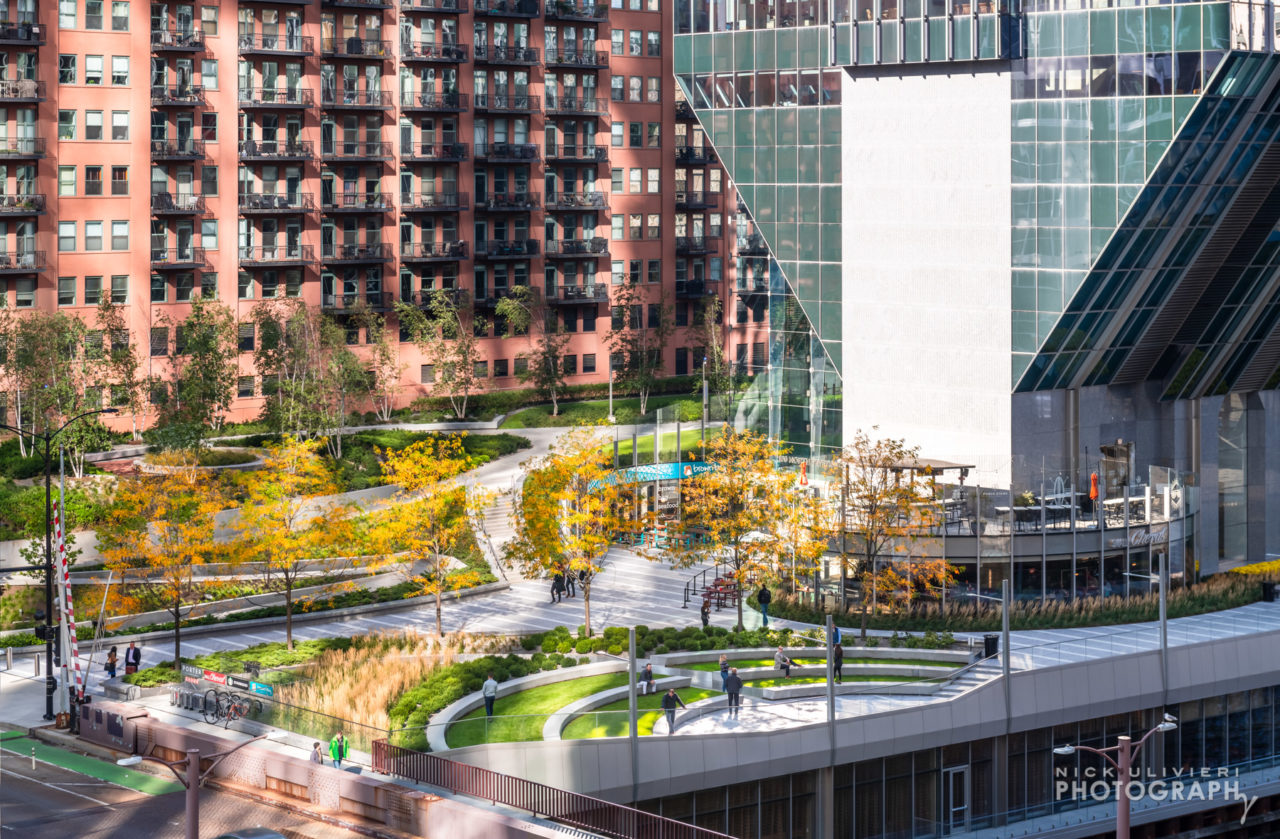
589;461;716;491
248;681;274;697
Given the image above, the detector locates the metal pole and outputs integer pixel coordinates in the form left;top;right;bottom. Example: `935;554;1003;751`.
701;375;708;443
1116;736;1131;839
1159;553;1168;707
42;432;53;721
1001;579;1011;725
627;627;639;803
608;368;615;423
185;749;200;839
825;615;835;765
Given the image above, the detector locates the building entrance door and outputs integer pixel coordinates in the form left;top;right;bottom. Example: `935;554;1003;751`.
942;766;969;834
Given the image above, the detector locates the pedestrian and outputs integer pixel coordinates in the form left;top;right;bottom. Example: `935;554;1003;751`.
329;732;348;769
833;644;844;685
660;688;686;734
482;672;498;717
774;646;791;679
550;572;565;604
578;568;586;591
718;653;729;690
725;668;743;719
104;646;118;679
310;742;323;764
700;597;711;628
124;642;141;674
565;566;576;598
641;663;655;695
757;584;772;628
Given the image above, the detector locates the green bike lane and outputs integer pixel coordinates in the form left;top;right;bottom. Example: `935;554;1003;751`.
0;729;184;795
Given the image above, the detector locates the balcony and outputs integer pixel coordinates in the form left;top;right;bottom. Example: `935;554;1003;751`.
737;234;769;256
321;291;395;312
545;0;607;19
151;27;205;51
545;94;608;116
545;145;607;163
473;45;539;64
474;0;539;16
0;79;44;102
544;238;608;257
473;93;539;113
676;101;696;120
400;91;467;112
735;278;768;296
321;140;393;162
0;23;43;46
545;191;606;211
325;243;392;263
401;0;467;11
676;279;717;297
676;144;717;165
322;88;391;110
544;49;608;68
239;192;316;214
473;141;538;162
476;192;539;211
238;33;314;56
401;192;468;212
474;239;538;259
676;190;720;210
546;283;608;304
238;88;314;108
401;142;467;162
239;139;314;161
676;236;715;255
151;246;206;268
242;0;312;5
401;241;468;261
323;0;394;8
151;138;203;160
321;37;392;59
151;85;205;106
0;250;43;273
0;137;45;159
239;245;316;267
401;42;468;62
323;192;394;213
151;193;207;215
0;194;44;216
474;284;532;305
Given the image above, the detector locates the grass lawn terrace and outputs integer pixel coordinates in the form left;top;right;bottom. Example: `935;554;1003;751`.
562;687;721;739
444;672;631;748
745;675;928;688
680;657;962;671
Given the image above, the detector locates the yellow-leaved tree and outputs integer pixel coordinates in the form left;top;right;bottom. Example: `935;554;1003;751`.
99;454;229;663
376;435;489;635
772;474;839;606
664;426;789;631
505;426;631;637
233;436;356;649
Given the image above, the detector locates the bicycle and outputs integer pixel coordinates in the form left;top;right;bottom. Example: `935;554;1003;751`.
201;690;264;728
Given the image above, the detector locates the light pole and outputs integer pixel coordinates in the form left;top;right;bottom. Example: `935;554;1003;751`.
0;407;117;720
1053;713;1177;838
607;366;615;423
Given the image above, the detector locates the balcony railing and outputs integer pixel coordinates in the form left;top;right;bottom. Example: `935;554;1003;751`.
544;145;607;162
323;0;393;7
151;138;204;159
676;235;715;254
476;192;539;211
238;192;316;213
473;141;538;161
401;241;468;260
400;91;467;111
400;0;467;11
0;80;44;102
737;234;769;255
546;283;608;303
321;37;392;58
401;142;467;161
735;278;769;295
676;144;717;164
321;140;393;160
544;49;608;67
0;23;43;46
473;93;539;112
239;139;314;160
321;291;395;311
323;193;395;211
239;245;316;265
151;246;206;266
151;27;205;49
237;33;314;54
401;192;468;211
545;191;606;210
474;239;538;258
676;279;717;297
0;250;43;272
151;85;204;106
325;243;392;262
474;0;540;15
0;194;44;215
676;190;720;209
544;238;608;257
0;138;45;158
238;87;314;107
401;42;468;61
544;0;607;19
545;94;607;115
151;193;207;214
322;88;391;108
473;45;539;64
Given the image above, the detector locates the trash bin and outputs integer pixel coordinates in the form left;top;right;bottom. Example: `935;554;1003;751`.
983;634;1000;659
1263;582;1277;603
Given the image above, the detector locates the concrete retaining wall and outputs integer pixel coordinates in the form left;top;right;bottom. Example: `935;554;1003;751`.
542;676;691;741
650;645;972;668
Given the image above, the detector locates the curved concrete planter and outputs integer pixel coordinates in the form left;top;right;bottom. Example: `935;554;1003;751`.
684;663;960;690
135;447;265;474
542;675;692;741
650;645;973;669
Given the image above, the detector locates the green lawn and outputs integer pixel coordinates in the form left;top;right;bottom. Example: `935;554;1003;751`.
445;672;631;748
500;395;700;429
562;687;721;739
612;428;719;462
745;675;928;688
682;657;961;671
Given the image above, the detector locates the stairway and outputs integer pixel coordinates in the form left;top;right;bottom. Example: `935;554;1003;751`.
472;490;518;581
930;659;1004;700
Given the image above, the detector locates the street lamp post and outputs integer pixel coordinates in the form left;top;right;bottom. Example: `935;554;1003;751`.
1053;713;1177;838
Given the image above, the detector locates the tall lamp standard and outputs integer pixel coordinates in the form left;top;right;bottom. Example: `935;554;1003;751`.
0;407;118;720
1053;713;1178;839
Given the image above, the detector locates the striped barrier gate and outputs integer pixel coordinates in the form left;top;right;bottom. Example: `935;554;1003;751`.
52;498;84;701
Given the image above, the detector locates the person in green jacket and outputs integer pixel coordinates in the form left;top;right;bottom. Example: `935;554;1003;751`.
329;732;349;768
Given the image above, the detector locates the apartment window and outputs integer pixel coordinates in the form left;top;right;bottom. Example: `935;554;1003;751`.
630;259;642;284
238;273;253;299
201;220;217;250
610;216;623;240
58;222;75;252
201;165;218;195
111;111;128;140
84;276;102;305
59;0;75;28
201;113;217;142
473;360;488;379
58;55;76;84
237;377;254;398
611;123;623;147
648;260;660;283
84;221;103;251
583;307;597;331
85;111;103;140
58;110;75;140
610;306;623;330
647;123;661;147
420;364;435;384
676;302;688;327
611;30;623;55
647;169;660;194
150;274;167;303
262;375;279;396
630;0;641;9
112;1;129;30
201;273;218;298
648;0;659;10
111;166;128;195
150;327;168;356
57;167;76;196
86;0;103;28
563;354;577;375
648;303;662;328
176;274;194;301
15;278;33;308
629;168;641;193
736;299;748;324
57;277;75;306
202;60;217;90
710;257;722;283
629;214;642;239
610;76;623;102
629;122;642;147
85;56;103;85
110;275;128;303
647;32;661;56
675;348;688;375
201;6;217;35
238;323;255;352
611;259;624;284
647;213;661;239
514;357;528;376
628;76;641;102
85;166;102;195
111;221;129;249
111;56;128;86
646;78;661;103
610;168;623;193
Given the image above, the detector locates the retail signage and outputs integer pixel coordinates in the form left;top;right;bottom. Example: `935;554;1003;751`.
227;676;250;690
1105;524;1169;550
249;681;274;697
181;664;203;679
202;669;227;685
